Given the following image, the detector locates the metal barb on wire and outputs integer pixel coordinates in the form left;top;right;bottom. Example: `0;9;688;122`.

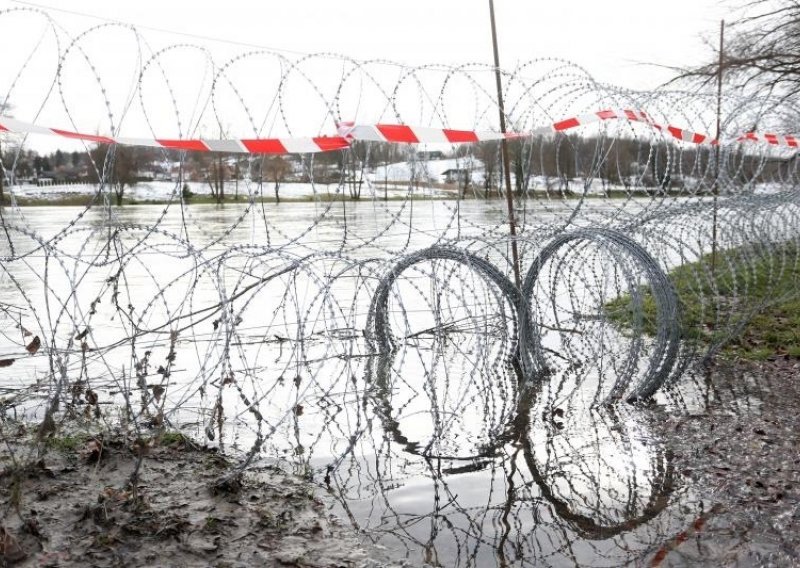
0;7;797;507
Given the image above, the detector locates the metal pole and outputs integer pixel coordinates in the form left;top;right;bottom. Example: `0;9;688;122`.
711;20;724;278
0;138;4;207
488;0;522;289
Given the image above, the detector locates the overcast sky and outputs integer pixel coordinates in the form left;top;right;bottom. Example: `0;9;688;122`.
0;0;737;153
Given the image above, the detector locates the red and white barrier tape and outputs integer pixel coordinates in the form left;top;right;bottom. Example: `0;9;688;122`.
736;132;799;147
0;110;797;154
0;116;350;154
334;121;521;144
336;109;722;146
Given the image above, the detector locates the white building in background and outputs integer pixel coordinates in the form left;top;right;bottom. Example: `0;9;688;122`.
370;158;486;185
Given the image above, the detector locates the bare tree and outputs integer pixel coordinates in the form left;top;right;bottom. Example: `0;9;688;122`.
508;139;530;195
90;144;139;206
114;147;139;205
479;141;500;198
0;137;5;207
264;156;289;203
344;142;368;200
206;155;226;204
555;134;576;195
678;1;800;106
0;99;17;206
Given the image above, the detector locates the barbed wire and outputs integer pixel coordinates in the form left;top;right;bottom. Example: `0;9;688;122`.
0;7;798;566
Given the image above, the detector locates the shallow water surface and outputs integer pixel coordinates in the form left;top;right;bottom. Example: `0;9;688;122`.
0;201;729;566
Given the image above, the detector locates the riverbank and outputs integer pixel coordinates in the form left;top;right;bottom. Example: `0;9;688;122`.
607;242;800;361
0;426;395;567
2;193;440;207
649;357;800;565
0;182;697;207
603;243;800;563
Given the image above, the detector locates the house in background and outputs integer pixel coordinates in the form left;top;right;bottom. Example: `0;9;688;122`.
442;168;473;185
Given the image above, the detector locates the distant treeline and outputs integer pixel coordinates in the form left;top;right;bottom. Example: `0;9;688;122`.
1;132;794;203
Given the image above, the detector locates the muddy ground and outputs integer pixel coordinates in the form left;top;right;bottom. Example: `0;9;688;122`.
648;358;800;566
0;430;397;567
1;359;799;567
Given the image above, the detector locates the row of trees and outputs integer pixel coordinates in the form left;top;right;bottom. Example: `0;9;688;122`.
2;1;796;205
1;131;786;205
447;134;775;197
1;148;88;178
0;142;299;205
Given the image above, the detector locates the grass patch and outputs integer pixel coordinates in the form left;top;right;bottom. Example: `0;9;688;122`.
158;431;188;446
606;243;800;361
45;435;82;453
12;195;101;207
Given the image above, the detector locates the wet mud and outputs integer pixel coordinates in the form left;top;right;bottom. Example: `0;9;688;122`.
0;431;390;567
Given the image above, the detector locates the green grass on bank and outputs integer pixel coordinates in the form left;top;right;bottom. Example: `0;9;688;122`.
606;243;800;361
37;429;192;454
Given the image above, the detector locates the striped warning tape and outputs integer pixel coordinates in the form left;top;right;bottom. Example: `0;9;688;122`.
334;121;520;144
0;116;351;154
337;109;721;146
0;111;796;154
736;132;799;147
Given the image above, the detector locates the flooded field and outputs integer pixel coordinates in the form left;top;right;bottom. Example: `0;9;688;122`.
1;200;798;566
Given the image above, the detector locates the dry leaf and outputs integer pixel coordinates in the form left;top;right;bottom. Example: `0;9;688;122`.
83;439;103;462
0;526;26;563
131;437;150;457
37;413;56;440
0;359;13;368
25;336;40;355
100;486;129;502
150;384;165;402
85;390;98;405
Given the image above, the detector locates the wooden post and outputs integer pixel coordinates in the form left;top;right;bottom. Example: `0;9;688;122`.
488;0;522;289
711;20;724;278
0;138;4;207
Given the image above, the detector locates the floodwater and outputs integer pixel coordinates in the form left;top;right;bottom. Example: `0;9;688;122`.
0;199;744;566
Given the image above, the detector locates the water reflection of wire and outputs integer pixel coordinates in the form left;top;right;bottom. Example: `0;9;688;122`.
522;404;675;541
316;345;684;566
366;345;525;462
